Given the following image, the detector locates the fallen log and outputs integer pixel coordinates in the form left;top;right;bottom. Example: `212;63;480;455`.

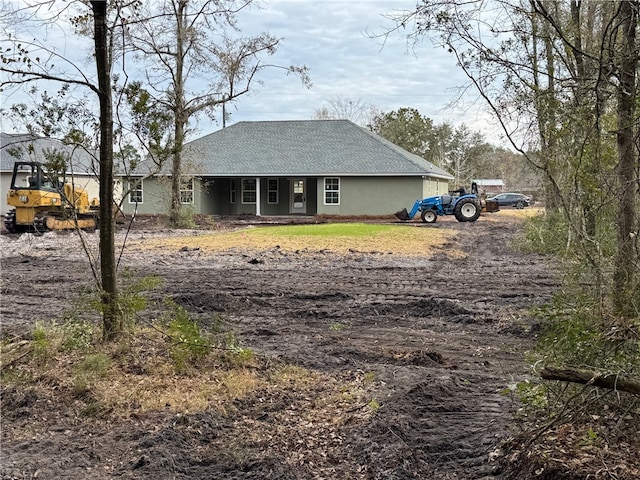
0;340;32;369
540;366;640;395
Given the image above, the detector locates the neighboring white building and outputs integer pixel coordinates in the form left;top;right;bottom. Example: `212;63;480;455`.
473;179;504;195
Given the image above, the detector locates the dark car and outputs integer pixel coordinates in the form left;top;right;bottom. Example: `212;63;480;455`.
487;192;531;209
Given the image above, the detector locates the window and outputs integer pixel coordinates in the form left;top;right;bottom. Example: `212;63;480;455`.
267;179;278;204
242;178;256;204
128;179;143;204
180;177;194;204
230;179;236;204
324;177;340;205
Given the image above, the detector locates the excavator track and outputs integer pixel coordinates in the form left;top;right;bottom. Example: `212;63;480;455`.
32;212;99;235
3;210;26;234
33;215;48;235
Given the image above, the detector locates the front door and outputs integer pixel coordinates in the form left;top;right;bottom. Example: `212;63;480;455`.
290;178;306;214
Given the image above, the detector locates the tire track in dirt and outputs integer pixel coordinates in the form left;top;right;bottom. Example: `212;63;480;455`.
1;217;559;479
143;221;558;479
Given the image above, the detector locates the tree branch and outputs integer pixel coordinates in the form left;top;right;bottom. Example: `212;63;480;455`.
540;366;640;395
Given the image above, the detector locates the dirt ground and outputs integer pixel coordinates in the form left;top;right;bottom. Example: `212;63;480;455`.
0;212;560;479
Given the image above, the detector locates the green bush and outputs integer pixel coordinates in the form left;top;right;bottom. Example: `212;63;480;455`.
164;299;210;373
89;269;162;332
532;293;639;375
171;206;196;229
61;321;97;351
218;330;254;367
517;210;569;256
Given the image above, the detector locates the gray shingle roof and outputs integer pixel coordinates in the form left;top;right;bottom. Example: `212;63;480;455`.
1;133;97;175
181;120;454;179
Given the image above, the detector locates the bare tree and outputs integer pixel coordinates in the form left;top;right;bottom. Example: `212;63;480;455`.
1;0;128;339
124;0;310;225
612;0;639;317
312;96;380;127
91;0;120;339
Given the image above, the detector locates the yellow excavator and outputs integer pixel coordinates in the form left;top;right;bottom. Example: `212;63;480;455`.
4;161;99;233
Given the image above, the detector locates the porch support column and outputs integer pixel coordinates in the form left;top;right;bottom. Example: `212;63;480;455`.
255;177;261;216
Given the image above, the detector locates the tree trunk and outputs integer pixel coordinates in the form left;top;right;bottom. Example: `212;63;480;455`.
170;118;184;225
92;1;122;340
531;6;562;211
613;0;638;318
169;0;187;226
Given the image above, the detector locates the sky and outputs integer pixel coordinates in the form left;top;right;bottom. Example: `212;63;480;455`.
0;0;506;147
223;0;504;143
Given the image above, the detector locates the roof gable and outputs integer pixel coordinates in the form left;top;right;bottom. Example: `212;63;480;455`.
182;120;453;179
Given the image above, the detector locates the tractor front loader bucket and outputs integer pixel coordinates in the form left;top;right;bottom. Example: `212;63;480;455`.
483;199;500;213
394;208;411;221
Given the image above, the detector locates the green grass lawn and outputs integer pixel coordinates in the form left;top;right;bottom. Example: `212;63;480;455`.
136;222;458;256
250;223;409;237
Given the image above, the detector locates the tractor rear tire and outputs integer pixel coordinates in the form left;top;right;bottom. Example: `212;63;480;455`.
421;210;437;223
454;199;481;222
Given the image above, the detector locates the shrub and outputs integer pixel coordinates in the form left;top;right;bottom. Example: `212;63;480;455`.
517;210;569;256
532;293;639;375
88;269;162;333
164;299;210;373
61;321;97;351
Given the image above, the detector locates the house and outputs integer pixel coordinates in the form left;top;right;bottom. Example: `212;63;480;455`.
120;120;454;217
473;179;504;195
1;133;101;216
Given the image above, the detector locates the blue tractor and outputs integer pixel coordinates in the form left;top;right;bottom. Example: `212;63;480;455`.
395;186;498;223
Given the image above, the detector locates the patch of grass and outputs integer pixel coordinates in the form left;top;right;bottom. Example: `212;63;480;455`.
31;322;53;365
3;326;384;431
2;284;381;430
135;222;457;256
253;223;405;237
362;372;376;386
268;364;319;388
73;353;111;397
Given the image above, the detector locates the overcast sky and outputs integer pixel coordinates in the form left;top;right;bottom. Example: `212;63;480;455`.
0;0;506;146
221;0;503;143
